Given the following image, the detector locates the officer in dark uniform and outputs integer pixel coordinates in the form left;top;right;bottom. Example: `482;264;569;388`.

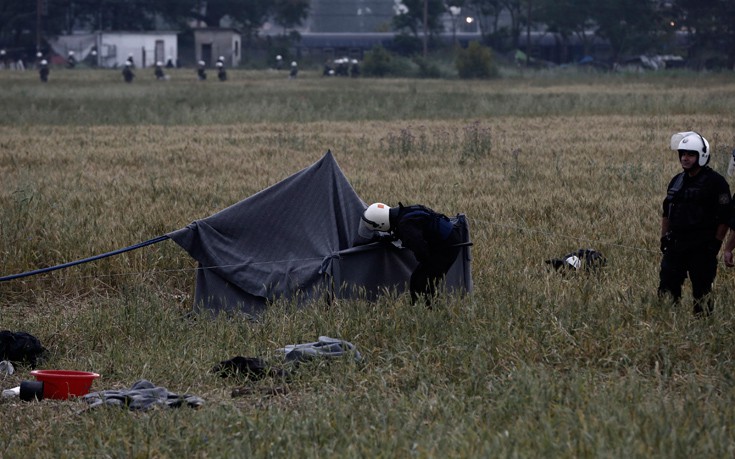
122;61;135;83
659;131;731;316
38;59;49;82
360;202;462;306
197;60;207;81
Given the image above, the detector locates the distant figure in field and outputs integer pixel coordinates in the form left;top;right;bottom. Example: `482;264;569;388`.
165;58;175;68
126;53;135;68
350;59;360;78
67;51;76;69
154;61;167;80
0;49;7;69
289;61;298;79
275;54;283;70
197;60;207;81
38;59;49;82
216;61;227;81
122;61;135;83
88;48;98;67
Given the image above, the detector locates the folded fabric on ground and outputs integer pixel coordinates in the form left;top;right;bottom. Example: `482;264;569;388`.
82;379;204;411
276;336;362;363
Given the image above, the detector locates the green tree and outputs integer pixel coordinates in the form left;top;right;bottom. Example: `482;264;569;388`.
589;0;660;63
392;0;446;38
455;40;496;78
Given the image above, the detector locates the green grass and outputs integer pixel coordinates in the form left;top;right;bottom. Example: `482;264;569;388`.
1;68;735;458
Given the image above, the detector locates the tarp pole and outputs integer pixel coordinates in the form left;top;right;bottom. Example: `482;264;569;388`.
0;235;170;282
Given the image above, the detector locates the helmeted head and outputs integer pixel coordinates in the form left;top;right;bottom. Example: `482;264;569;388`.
216;61;223;68
670;131;710;167
68;50;74;56
40;59;47;66
198;60;205;67
360;203;391;238
291;61;297;67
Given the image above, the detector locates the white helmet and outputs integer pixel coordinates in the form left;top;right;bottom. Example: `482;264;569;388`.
361;203;391;233
156;61;162;66
670;131;710;166
40;59;47;65
198;60;205;66
291;61;297;66
216;61;223;67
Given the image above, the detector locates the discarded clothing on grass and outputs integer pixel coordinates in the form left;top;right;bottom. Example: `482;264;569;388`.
545;248;606;273
82;379;204;411
211;356;289;380
276;336;362;363
0;331;47;367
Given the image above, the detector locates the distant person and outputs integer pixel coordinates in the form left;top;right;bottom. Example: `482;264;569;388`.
217;55;225;66
122;61;135;83
658;131;731;316
67;51;76;69
165;58;174;68
38;59;49;82
350;59;360;78
89;48;98;67
197;60;207;81
0;49;6;69
154;61;166;80
359;202;462;306
289;61;298;79
126;53;135;68
216;61;227;81
35;52;43;68
275;54;283;70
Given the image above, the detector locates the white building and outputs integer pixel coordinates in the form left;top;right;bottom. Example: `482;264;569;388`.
50;31;178;68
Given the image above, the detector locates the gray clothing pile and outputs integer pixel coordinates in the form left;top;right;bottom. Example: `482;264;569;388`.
82;379;204;411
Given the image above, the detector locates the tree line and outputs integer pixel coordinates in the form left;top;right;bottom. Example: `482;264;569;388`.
1;0;733;69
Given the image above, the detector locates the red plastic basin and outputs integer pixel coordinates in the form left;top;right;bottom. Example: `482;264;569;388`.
30;370;100;400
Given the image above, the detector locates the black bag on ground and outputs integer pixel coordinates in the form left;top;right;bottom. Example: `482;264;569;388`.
0;331;47;367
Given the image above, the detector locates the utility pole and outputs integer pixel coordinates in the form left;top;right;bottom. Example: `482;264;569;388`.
422;0;428;58
526;0;532;67
36;0;42;52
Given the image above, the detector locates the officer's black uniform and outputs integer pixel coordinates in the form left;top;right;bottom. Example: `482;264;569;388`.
122;66;135;83
659;166;731;314
39;64;49;82
387;203;462;305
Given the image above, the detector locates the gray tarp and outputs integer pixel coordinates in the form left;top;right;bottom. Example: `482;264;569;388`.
168;151;472;316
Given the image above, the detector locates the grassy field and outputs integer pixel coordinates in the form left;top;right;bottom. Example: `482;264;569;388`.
1;67;735;458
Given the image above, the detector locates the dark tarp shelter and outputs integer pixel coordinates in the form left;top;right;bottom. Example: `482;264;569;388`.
167;151;472;316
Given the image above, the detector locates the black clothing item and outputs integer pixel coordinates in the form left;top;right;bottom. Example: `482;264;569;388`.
122;67;134;83
388;203;461;305
659;167;730;314
154;67;165;80
197;68;207;81
0;331;47;367
39;66;49;82
218;68;227;81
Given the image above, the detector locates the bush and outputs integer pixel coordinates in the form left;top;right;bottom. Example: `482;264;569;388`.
455;41;498;79
362;46;393;77
413;56;442;78
362;46;416;78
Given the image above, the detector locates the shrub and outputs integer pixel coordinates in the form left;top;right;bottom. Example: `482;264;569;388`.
455;41;498;79
362;46;393;77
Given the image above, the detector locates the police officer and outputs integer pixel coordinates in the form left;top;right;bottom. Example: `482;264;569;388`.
38;59;49;82
122;61;135;83
360;202;462;306
197;60;207;81
659;131;731;316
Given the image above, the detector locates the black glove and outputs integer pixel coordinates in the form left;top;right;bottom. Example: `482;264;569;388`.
660;233;673;254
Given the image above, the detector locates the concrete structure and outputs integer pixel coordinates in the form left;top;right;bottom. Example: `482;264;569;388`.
193;28;241;67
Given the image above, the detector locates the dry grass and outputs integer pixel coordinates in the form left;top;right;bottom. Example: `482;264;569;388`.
1;69;735;457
